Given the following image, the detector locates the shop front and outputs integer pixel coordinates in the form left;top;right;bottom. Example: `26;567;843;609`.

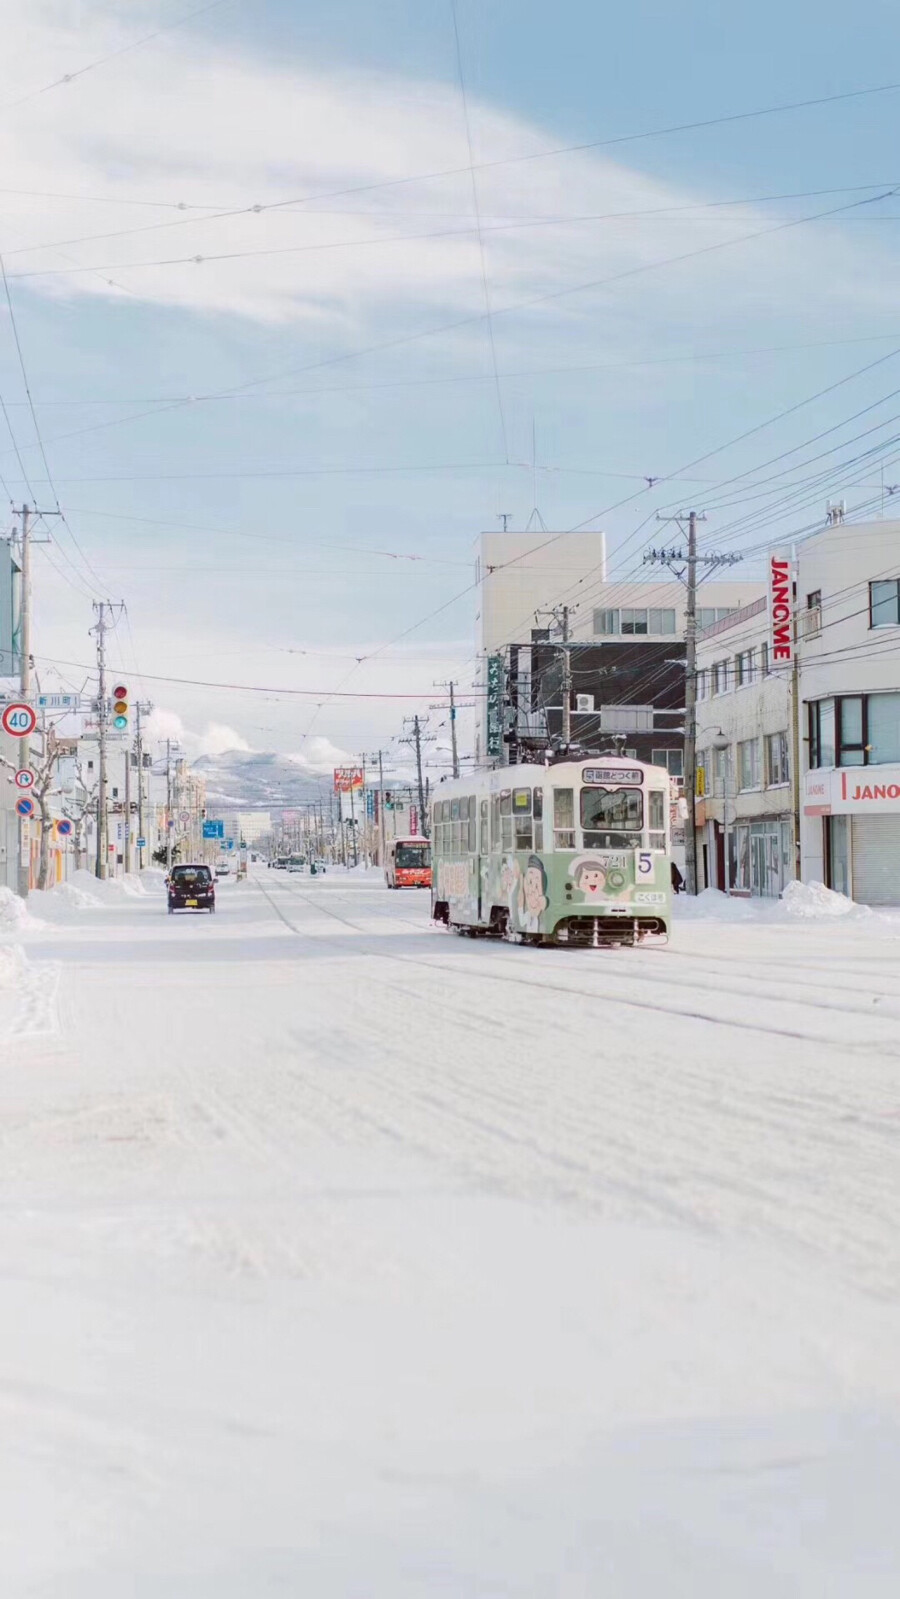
804;766;900;905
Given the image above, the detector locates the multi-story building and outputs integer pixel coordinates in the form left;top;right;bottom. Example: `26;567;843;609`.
798;519;900;904
693;517;900;905
695;598;795;897
476;529;758;768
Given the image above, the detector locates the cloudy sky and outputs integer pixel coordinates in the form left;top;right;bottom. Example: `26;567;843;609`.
3;0;900;766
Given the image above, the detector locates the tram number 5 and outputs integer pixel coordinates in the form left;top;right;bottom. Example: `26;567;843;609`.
637;851;653;876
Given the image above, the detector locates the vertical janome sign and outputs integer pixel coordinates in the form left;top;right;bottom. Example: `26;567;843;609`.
769;552;793;663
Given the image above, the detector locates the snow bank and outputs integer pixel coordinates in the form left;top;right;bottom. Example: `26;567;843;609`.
65;868;155;904
29;880;104;918
780;879;866;919
0;940;28;985
0;886;44;935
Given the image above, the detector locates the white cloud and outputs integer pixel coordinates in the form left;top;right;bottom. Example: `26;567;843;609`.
195;722;252;757
1;1;892;337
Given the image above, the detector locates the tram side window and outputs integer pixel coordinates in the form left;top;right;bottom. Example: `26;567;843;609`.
500;789;513;851
480;798;489;854
458;796;468;852
450;797;460;852
533;788;544;851
512;788;532;850
553;788;576;850
649;790;667;851
468;798;477;852
491;793;500;851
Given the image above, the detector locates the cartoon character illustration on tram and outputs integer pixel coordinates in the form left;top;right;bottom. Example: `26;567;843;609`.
570;856;628;902
519;855;548;932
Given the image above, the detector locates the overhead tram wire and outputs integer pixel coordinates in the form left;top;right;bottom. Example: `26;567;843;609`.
30;657;486;701
0;253;108;597
4;187;892;480
0;0;238;115
12;181;897;287
453;343;900;684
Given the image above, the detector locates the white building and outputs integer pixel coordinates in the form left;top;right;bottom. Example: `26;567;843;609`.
693;517;900;905
695;598;795;897
798;519;900;904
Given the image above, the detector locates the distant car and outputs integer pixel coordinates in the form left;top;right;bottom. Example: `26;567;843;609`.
286;857;305;873
168;863;215;914
271;857;289;870
215;862;231;878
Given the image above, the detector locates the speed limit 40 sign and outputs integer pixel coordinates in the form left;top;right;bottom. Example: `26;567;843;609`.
1;702;37;738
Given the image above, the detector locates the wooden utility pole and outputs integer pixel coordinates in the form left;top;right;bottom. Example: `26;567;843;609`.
645;515;741;896
535;603;576;753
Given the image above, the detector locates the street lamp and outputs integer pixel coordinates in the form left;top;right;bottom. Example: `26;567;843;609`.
712;729;731;894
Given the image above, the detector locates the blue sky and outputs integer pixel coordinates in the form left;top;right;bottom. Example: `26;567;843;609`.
2;0;900;763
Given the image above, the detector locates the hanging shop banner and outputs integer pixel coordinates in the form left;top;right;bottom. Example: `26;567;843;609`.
366;788;375;819
486;654;504;758
768;551;794;664
333;766;364;793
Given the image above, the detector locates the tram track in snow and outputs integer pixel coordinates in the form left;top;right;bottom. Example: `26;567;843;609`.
255;876;900;1060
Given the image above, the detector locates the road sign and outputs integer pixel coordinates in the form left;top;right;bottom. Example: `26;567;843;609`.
56;818;73;838
2;702;37;738
15;795;34;818
14;768;35;789
137;837;146;849
179;810;191;826
36;693;78;710
203;819;224;839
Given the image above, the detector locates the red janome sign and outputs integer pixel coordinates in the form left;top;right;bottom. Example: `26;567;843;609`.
769;554;793;663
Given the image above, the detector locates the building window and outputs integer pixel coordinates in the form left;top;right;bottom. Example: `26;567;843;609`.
760;641;769;677
593;608;619;635
737;738;760;790
698;606;738;631
696;668;707;699
870;579;900;628
837;697;864;767
651;748;684;777
809;699;835;769
711;659;729;695
765;731;790;786
621;608;648;635
867;693;900;764
734;649;755;687
648;608;676;634
805;590;822;637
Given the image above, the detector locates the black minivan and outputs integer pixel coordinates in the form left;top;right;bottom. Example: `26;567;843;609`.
167;863;215;914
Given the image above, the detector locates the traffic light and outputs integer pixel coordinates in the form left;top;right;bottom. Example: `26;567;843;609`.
112;684;128;731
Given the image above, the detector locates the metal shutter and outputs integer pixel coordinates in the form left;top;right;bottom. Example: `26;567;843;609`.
851;816;900;905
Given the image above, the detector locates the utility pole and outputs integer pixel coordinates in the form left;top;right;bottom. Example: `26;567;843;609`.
645;514;741;896
166;738;174;871
535;603;575;753
91;601;110;880
362;750;391;867
433;681;460;778
134;700;152;870
16;505;32;895
400;715;434;836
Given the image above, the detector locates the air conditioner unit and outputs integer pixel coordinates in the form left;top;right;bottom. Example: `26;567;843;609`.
575;694;595;713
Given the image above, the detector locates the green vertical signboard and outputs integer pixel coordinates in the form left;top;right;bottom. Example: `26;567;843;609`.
486;654;504;759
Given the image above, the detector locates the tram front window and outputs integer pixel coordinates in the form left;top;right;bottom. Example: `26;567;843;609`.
580;787;643;849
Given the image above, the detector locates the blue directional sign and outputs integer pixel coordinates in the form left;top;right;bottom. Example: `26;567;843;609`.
203;819;225;839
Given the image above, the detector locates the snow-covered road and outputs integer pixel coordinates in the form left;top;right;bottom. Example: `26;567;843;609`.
3;871;900;1594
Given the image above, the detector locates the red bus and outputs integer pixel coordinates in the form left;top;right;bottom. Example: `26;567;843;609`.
385;836;432;889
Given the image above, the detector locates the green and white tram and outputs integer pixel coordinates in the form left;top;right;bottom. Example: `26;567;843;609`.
431;758;673;946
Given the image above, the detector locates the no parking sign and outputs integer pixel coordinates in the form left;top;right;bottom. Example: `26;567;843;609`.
15;795;35;818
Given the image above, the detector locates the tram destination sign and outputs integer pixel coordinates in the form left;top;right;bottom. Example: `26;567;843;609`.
582;766;643;785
